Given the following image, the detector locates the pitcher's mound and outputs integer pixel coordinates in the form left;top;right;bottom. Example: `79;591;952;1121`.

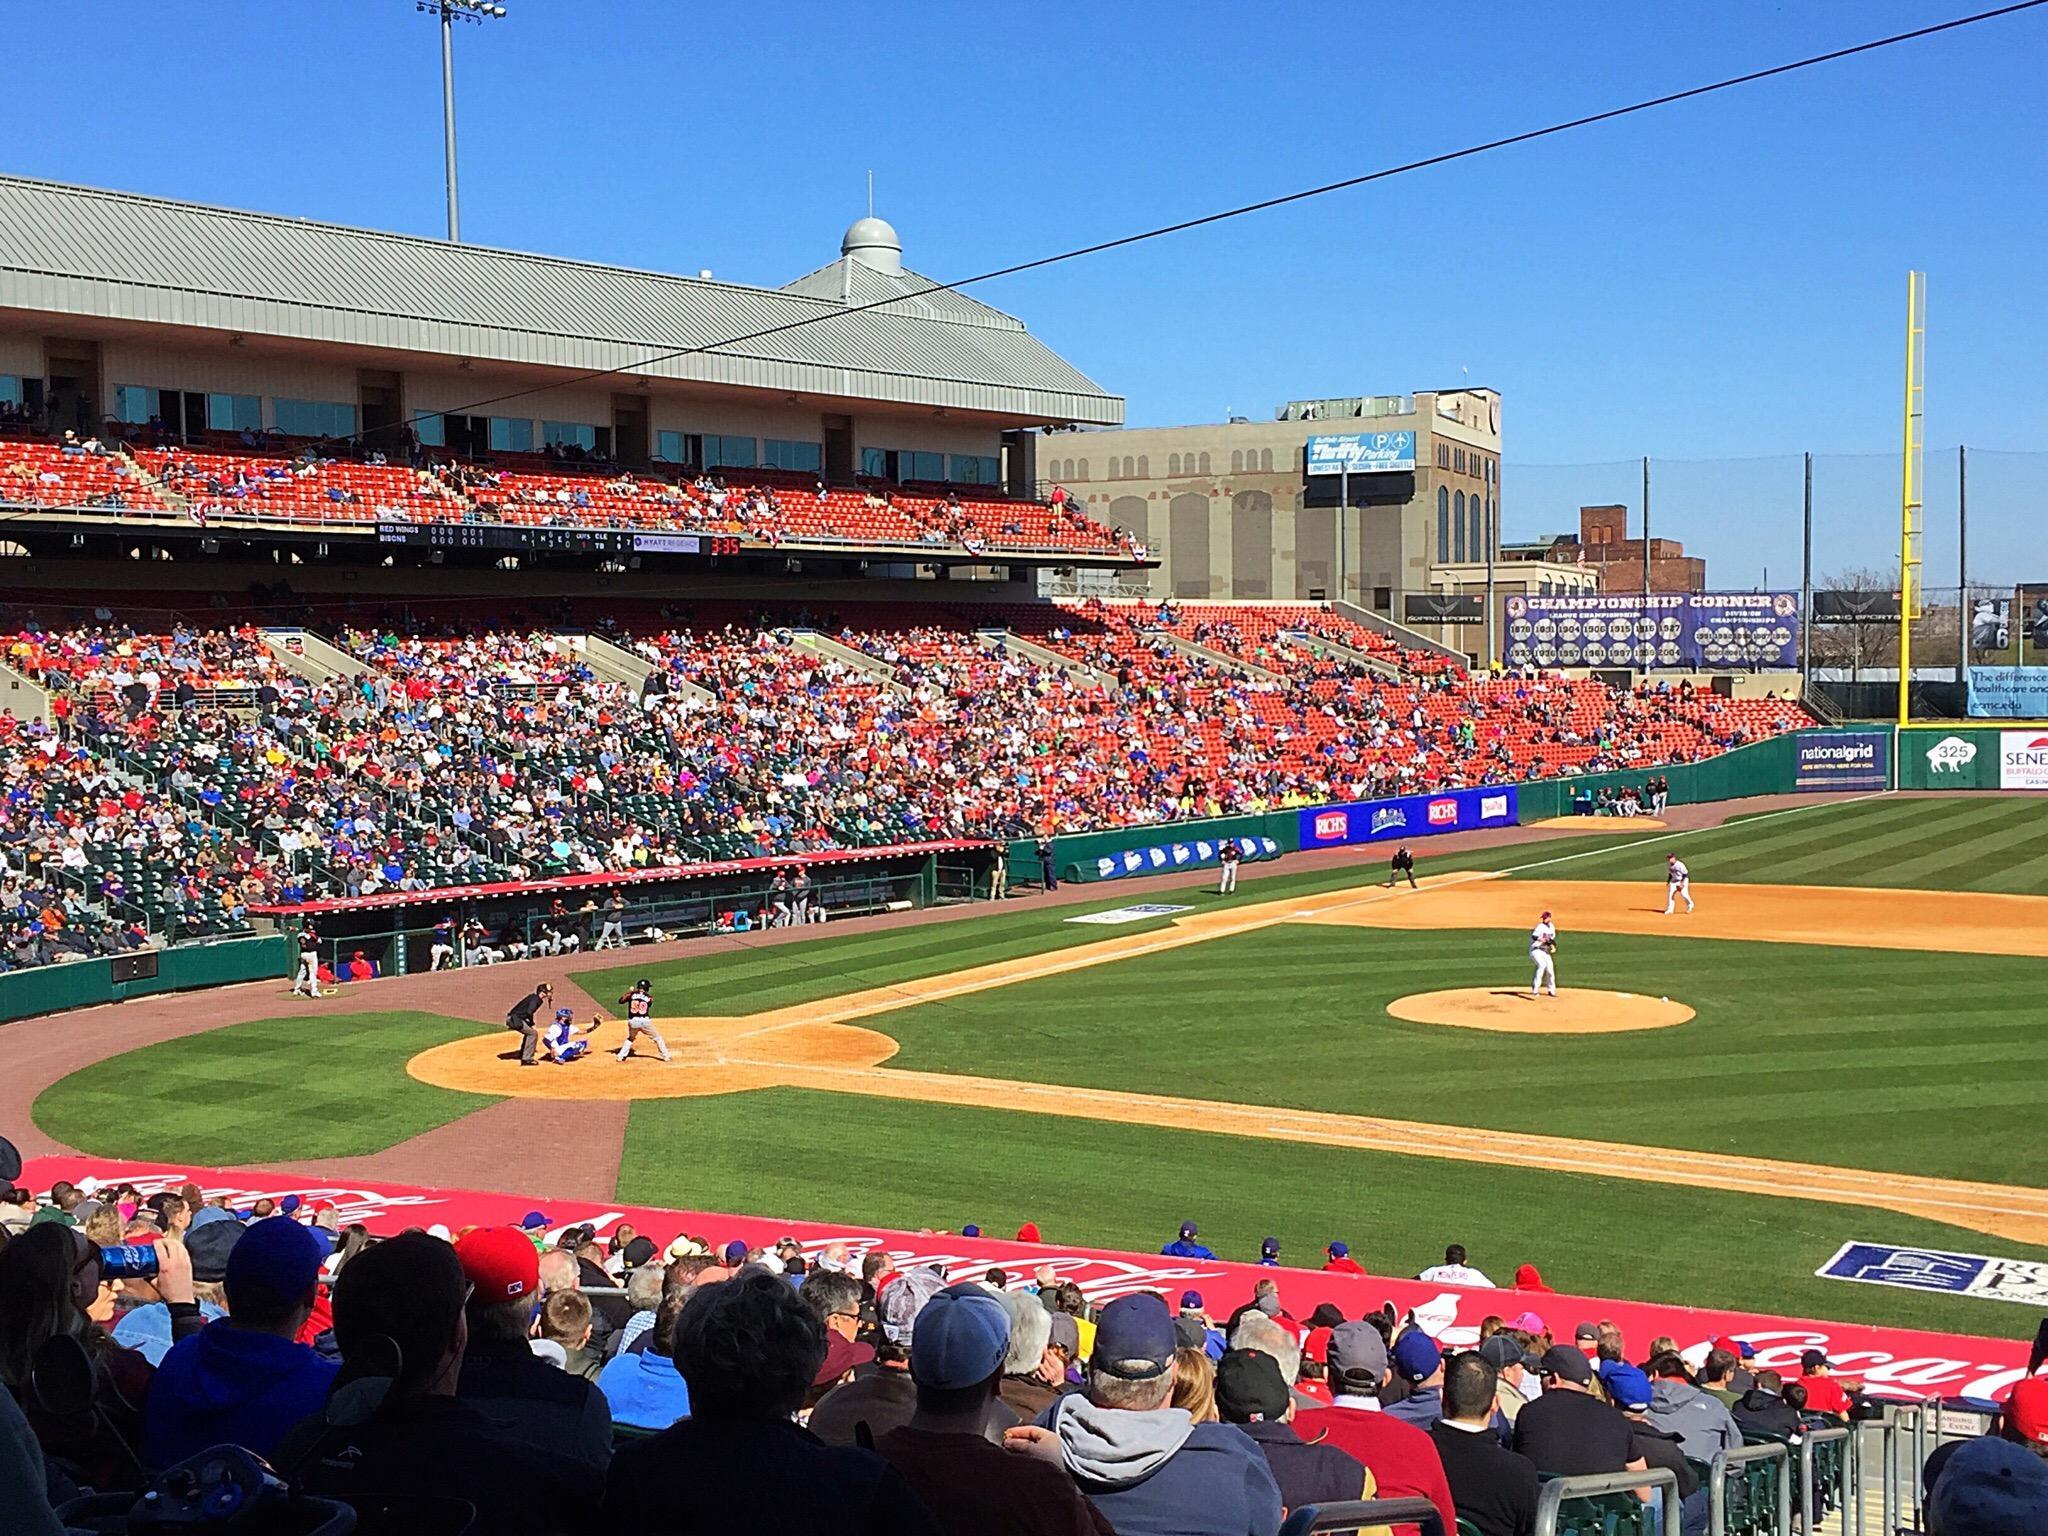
1385;987;1694;1034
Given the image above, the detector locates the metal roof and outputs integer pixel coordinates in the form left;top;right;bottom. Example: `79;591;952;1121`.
0;177;1123;424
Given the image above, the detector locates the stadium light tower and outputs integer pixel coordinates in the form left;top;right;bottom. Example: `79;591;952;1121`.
414;0;509;242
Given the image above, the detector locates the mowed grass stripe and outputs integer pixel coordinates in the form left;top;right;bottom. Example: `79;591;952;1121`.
32;1012;494;1164
617;1087;2048;1339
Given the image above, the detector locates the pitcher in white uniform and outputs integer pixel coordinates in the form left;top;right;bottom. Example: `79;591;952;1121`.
1529;912;1558;997
1664;855;1694;914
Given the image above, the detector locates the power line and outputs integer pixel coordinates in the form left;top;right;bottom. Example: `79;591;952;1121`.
403;0;2048;431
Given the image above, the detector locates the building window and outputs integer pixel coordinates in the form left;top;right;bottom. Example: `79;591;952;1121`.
275;398;360;439
1468;500;1481;565
657;430;688;463
860;446;887;477
207;393;261;432
0;375;21;408
1077;459;1089;480
1260;449;1273;472
764;438;824;472
703;434;756;469
1231;450;1243;473
415;414;446;447
1117;455;1131;478
1136;455;1148;479
1437;442;1450;469
1168;453;1181;476
1437;486;1451;561
949;453;999;484
484;415;534;453
901;450;944;482
1453;491;1467;561
543;421;602;452
1197;453;1211;475
114;385;160;424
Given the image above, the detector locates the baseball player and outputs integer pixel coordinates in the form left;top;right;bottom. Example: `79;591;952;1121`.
1664;855;1694;914
1387;844;1418;889
1529;911;1558;998
541;1006;596;1064
615;978;672;1063
1218;839;1241;895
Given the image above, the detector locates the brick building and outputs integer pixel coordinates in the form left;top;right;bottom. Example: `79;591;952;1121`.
1548;504;1705;592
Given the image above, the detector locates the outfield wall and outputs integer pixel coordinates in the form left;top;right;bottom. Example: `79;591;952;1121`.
1896;723;2048;791
0;935;290;1027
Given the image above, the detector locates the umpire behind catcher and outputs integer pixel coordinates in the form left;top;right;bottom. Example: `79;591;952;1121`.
507;982;553;1067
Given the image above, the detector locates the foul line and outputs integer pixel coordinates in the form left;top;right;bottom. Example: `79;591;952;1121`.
1486;791;1893;877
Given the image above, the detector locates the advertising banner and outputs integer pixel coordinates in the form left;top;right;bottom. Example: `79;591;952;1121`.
1898;731;1998;791
1502;592;1799;670
1999;729;2048;790
25;1158;2037;1404
1091;835;1280;882
1812;590;1904;626
1304;431;1417;476
1817;1242;2048;1308
2021;585;2048;663
1298;784;1517;850
1966;597;2011;655
1402;593;1484;624
1967;667;2048;718
1792;731;1891;792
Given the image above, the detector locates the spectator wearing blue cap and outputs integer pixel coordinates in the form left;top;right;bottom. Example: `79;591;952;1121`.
1257;1237;1280;1267
1383;1332;1447;1430
877;1283;1112;1536
1178;1292;1227;1362
1005;1291;1283;1536
1161;1221;1215;1261
1610;1362;1706;1536
1323;1240;1365;1275
141;1216;337;1470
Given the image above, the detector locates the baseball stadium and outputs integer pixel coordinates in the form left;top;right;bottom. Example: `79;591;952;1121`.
4;8;2048;1536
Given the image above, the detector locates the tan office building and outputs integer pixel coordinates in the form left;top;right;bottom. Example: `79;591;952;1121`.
1041;388;1500;611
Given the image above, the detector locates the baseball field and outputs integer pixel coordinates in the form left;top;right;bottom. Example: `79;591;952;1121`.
26;792;2048;1339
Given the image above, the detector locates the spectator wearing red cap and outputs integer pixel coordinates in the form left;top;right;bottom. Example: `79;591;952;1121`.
453;1226;611;1473
142;1217;335;1471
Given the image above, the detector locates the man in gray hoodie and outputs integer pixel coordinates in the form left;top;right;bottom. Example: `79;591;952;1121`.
1645;1353;1743;1461
1006;1292;1282;1536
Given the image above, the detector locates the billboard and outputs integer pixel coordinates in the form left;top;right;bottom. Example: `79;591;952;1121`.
1812;590;1903;625
1792;730;1890;792
1999;729;2048;790
2022;585;2048;663
1298;784;1516;849
1403;593;1484;624
1091;835;1280;882
1502;592;1799;670
1304;431;1416;476
1966;667;2048;718
1967;596;2010;655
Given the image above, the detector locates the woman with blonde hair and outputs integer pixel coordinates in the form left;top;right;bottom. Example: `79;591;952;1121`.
1171;1345;1218;1422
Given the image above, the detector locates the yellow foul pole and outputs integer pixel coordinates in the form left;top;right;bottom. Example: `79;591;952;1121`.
1898;271;1925;727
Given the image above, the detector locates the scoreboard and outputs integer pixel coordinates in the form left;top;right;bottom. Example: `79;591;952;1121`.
376;523;743;558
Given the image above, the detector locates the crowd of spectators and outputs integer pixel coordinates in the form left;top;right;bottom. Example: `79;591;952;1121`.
6;1160;2038;1536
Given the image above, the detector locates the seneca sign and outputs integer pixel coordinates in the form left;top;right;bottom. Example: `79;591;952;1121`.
2000;731;2048;790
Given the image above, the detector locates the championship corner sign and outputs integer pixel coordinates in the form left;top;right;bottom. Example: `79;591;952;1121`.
1305;431;1416;477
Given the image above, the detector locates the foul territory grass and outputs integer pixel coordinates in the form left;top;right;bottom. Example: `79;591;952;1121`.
32;1011;493;1164
616;1088;2048;1340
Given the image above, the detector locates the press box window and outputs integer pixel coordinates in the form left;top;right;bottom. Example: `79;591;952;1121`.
906;451;945;482
949;454;999;485
115;385;161;424
274;399;359;439
703;434;756;469
542;421;601;452
860;446;888;478
415;414;447;447
487;417;534;453
0;375;24;407
763;439;822;473
207;394;261;432
655;431;686;463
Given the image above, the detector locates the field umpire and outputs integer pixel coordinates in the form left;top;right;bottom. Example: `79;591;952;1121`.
507;982;553;1067
1387;843;1419;889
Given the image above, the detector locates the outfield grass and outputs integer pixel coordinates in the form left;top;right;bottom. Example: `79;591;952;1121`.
1533;796;2048;893
615;1088;2048;1339
31;1011;493;1163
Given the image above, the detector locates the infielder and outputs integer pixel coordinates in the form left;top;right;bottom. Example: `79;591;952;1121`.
1663;854;1694;914
1529;911;1559;997
541;1006;596;1064
615;978;672;1063
1218;839;1241;895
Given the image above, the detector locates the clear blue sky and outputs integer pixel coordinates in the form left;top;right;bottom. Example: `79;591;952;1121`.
8;1;2044;583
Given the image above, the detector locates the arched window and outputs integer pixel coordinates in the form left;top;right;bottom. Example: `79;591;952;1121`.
1136;455;1148;478
1077;459;1089;481
1467;500;1481;566
1168;453;1180;476
1198;452;1211;475
1437;486;1451;562
1260;449;1273;472
1453;491;1467;562
1122;456;1135;479
1230;450;1243;473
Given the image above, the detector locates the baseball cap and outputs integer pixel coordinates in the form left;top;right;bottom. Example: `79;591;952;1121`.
1480;1334;1540;1373
1327;1240;1349;1258
1801;1349;1830;1371
621;1236;657;1268
1573;1322;1599;1344
0;1136;18;1183
2001;1376;2048;1446
1540;1344;1594;1386
722;1239;749;1265
1090;1293;1177;1380
879;1265;947;1347
1738;1341;1757;1361
1045;1312;1080;1357
961;1224;981;1238
1215;1348;1290;1422
1711;1335;1742;1358
1260;1237;1280;1260
1605;1363;1654;1412
1179;1221;1199;1239
910;1282;1011;1390
185;1217;244;1283
1508;1311;1547;1334
1327;1321;1389;1387
813;1332;875;1389
519;1211;549;1231
1307;1303;1346;1330
1929;1436;2048;1535
1180;1290;1204;1311
1392;1330;1442;1383
224;1216;325;1313
455;1226;540;1302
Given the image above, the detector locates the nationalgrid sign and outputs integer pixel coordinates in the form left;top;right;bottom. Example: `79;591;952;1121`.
1792;731;1890;792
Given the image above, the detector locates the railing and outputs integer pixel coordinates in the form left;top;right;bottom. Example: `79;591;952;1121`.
1797;1422;1855;1536
1278;1496;1445;1536
1535;1468;1678;1536
1709;1440;1791;1536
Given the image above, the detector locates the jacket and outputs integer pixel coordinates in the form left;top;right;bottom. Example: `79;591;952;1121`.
1647;1378;1742;1461
1040;1396;1283;1536
457;1335;612;1472
1235;1418;1368;1510
595;1346;692;1431
142;1321;338;1470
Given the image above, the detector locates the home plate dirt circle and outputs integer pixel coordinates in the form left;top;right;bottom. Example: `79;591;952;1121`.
1385;987;1694;1034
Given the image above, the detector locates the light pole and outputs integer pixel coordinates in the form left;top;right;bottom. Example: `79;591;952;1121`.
415;0;508;242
